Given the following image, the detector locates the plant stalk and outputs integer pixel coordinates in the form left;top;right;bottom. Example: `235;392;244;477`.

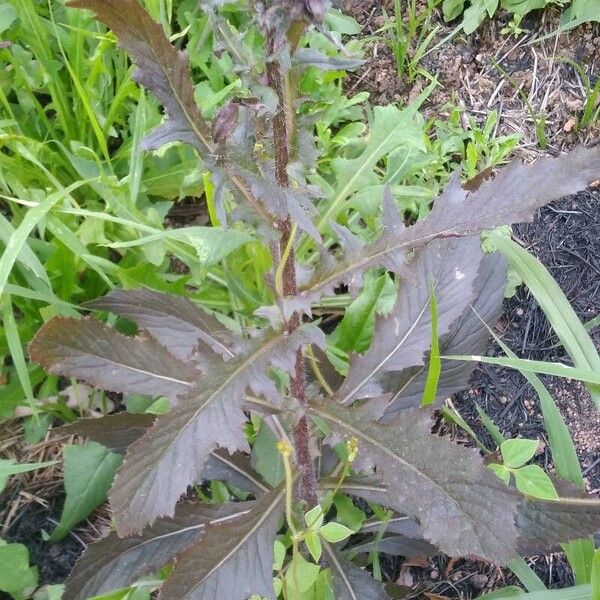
267;32;318;508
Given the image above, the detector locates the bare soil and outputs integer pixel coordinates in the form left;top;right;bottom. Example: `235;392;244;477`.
342;0;600;156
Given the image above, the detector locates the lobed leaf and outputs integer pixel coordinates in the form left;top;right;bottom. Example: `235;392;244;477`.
67;0;212;154
63;502;254;600
311;399;520;563
517;494;600;555
87;288;239;361
323;544;389;600
293;48;365;71
67;0;271;226
111;323;323;534
337;236;484;406
29;317;202;401
59;415;267;495
298;148;600;313
159;487;285;600
382;249;507;415
59;412;156;455
346;534;437;557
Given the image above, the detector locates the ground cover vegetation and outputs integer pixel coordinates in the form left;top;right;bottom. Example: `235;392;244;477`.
0;0;599;599
443;0;600;35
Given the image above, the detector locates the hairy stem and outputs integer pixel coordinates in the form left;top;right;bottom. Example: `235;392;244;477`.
267;33;318;508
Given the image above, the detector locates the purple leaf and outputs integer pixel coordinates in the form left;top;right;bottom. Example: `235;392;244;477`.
60;415;268;495
517;494;600;555
323;544;389;600
311;399;520;563
337;237;484;406
298;148;600;312
63;501;255;600
67;0;212;154
381;246;508;416
29;317;202;402
159;487;285;600
110;324;323;534
59;413;156;454
87;288;239;361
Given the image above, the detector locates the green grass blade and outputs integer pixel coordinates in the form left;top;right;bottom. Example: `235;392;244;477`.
48;3;112;165
440;404;489;452
0;459;57;492
443;354;600;385
592;550;600;600
421;280;441;406
493;236;600;410
478;312;594;583
1;295;34;407
0;180;91;296
475;404;505;447
478;584;591;599
507;558;546;593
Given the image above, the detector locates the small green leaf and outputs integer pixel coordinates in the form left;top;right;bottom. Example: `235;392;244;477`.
501;439;539;469
443;0;466;21
325;9;362;34
319;522;354;544
513;465;559;501
145;398;170;415
0;459;57;493
305;531;323;563
592;549;600;600
273;540;286;571
50;442;123;541
33;584;65;600
0;4;17;34
489;463;511;485
250;420;284;487
333;494;365;532
283;554;320;600
333;271;396;354
305;505;324;530
106;227;252;268
0;543;38;600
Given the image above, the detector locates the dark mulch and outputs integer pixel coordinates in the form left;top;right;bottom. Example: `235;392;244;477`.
457;188;600;493
0;495;84;587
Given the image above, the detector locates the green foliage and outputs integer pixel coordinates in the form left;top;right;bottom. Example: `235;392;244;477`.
23;0;600;593
443;0;600;34
0;458;56;492
382;0;442;81
50;442;123;541
3;0;600;598
0;542;38;600
489;439;559;501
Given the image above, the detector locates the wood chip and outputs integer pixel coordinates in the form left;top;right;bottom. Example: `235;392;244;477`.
563;117;576;132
